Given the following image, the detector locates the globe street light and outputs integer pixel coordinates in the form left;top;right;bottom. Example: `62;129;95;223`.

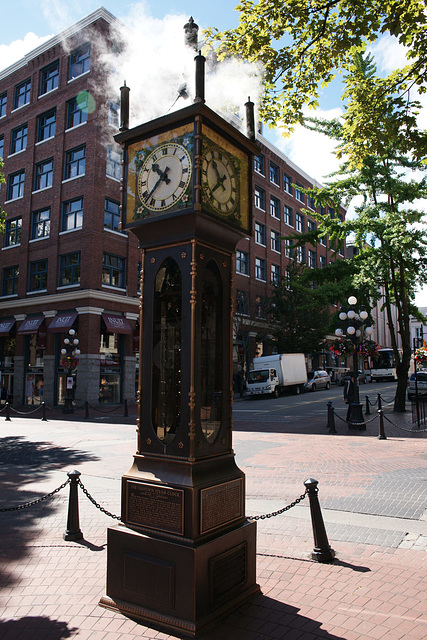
61;328;80;413
334;296;374;430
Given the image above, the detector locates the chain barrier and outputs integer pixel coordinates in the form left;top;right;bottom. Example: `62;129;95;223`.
383;414;427;433
248;491;306;520
332;409;377;426
77;479;120;520
86;403;124;414
0;479;70;512
8;404;42;416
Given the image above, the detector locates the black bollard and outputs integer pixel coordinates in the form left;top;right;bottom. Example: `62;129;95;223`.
41;402;47;421
5;402;11;421
63;470;83;541
124;398;128;417
365;395;370;415
378;409;387;440
84;401;89;419
377;393;382;411
304;478;335;563
327;401;337;434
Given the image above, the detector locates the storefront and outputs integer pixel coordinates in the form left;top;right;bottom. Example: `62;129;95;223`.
17;316;46;405
48;311;78;406
99;312;132;404
0;319;16;404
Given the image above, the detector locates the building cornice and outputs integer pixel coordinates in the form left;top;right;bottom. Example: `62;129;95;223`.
0;288;139;313
0;6;116;81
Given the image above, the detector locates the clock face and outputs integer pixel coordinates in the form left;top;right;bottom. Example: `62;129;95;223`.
137;143;192;212
202;146;239;216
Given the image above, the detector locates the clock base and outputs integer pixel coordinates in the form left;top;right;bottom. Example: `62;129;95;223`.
99;520;260;637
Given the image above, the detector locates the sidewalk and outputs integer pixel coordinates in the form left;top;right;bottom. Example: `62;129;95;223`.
0;408;426;640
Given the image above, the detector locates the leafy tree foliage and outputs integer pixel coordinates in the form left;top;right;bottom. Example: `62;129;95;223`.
205;0;427;163
299;54;427;411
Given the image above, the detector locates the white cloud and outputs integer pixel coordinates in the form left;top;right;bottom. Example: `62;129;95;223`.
0;33;53;72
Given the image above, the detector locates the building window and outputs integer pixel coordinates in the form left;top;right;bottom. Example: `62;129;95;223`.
0;135;3;159
102;253;125;288
14;79;31;109
295;213;304;232
10;124;28;154
236;250;249;275
270;195;280;219
31;207;50;239
34;158;53;191
271;263;281;285
59;252;81;286
270;162;279;185
37;109;56;141
29;259;47;291
285;239;293;259
104;198;120;231
296;246;305;263
255;222;266;245
284;173;292;194
2;265;19;296
64;145;86;180
255;295;267;318
329;206;335;218
5;217;22;247
338;242;344;256
106;145;122;180
284;205;293;226
40;60;59;95
307;220;316;233
62;198;83;231
307;195;316;210
69;43;91;79
271;230;280;253
236;290;249;315
109;101;120;128
0;92;6;117
7;170;25;200
320;235;326;246
255;257;266;281
308;250;316;268
66;95;88;129
295;185;305;203
254;154;265;175
254;186;265;210
319;256;327;268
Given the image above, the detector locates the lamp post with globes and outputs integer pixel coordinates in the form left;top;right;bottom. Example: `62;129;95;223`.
60;328;80;414
334;296;374;429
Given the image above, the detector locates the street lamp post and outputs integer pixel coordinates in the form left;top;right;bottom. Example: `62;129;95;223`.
60;329;80;414
413;324;424;429
335;296;374;430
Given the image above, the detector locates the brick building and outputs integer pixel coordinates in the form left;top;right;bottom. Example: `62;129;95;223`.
0;7;344;406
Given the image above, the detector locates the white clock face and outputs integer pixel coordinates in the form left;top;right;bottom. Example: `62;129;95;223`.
202;147;238;215
137;143;192;212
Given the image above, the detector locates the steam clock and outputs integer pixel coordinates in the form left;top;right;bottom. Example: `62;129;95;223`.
100;55;260;636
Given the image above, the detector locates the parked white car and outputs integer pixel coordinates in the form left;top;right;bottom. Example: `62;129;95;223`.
304;370;331;392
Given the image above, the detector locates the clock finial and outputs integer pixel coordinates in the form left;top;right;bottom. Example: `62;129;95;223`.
184;16;199;51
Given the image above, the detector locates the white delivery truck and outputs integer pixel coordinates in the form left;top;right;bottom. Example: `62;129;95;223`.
246;353;307;398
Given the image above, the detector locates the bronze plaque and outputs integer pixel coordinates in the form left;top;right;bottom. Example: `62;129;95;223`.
126;481;184;535
200;479;243;534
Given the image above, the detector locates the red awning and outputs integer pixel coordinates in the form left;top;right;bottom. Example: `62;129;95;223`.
0;319;16;336
48;311;78;333
17;316;44;335
101;312;132;335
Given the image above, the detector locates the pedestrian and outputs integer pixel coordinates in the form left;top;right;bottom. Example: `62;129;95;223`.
343;372;355;421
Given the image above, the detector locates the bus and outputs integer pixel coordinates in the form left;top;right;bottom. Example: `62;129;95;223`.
370;348;397;382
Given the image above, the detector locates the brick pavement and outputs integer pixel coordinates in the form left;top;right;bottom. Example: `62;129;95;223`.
0;408;426;640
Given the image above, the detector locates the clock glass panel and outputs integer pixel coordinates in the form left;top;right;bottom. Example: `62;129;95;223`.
126;124;194;226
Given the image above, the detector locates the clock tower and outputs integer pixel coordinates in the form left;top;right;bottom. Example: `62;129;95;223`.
99;53;260;637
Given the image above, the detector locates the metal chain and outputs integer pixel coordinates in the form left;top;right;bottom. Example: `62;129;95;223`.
0;479;70;512
86;403;124;414
8;405;42;415
332;410;378;425
78;479;120;519
383;414;427;433
248;491;306;520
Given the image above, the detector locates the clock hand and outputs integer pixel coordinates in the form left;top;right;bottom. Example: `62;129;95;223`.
144;166;170;202
211;160;227;192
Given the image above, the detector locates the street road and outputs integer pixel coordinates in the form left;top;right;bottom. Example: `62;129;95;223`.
233;380;398;423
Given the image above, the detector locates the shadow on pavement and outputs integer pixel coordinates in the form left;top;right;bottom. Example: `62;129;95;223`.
0;436;98;587
0;617;78;639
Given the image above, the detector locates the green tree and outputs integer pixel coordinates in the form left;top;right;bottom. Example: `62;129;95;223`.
299;54;427;411
205;0;427;164
268;262;331;355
